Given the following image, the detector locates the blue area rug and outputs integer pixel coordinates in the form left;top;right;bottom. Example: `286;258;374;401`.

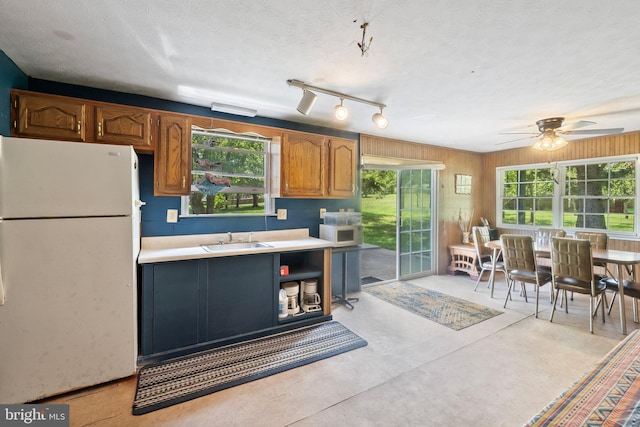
365;281;502;330
132;321;367;415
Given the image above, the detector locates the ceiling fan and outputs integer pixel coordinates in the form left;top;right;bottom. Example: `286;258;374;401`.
497;117;624;151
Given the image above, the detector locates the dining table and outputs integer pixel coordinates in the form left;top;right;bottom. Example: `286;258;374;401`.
485;238;640;334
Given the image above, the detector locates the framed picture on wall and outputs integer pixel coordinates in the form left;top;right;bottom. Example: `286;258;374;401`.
455;174;472;194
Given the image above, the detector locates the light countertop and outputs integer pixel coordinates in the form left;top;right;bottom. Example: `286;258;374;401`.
138;228;333;264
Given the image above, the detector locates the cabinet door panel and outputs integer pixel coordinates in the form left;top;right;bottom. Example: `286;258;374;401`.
155;114;191;195
14;93;86;141
328;138;357;198
95;105;153;150
152;261;201;354
206;254;274;340
281;132;326;197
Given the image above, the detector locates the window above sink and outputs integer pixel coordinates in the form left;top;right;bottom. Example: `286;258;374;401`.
180;128;277;217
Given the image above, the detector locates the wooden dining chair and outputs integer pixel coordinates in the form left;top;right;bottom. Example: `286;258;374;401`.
500;235;552;318
472;226;507;291
549;236;608;333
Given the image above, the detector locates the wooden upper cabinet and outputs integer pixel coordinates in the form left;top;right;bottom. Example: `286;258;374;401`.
280;132;357;199
281;132;327;198
12;91;87;141
95;105;154;152
155;114;192;196
327;138;357;198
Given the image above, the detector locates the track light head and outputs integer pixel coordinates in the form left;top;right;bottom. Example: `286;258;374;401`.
334;99;349;120
297;89;318;115
372;108;388;129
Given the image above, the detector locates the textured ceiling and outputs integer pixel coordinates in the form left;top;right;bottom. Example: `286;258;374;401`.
2;0;640;152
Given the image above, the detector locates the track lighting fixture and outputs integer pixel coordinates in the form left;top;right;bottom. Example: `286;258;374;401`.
287;79;388;129
334;98;349;120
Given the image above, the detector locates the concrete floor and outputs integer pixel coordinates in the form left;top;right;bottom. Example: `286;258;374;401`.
360;245;396;282
42;273;635;426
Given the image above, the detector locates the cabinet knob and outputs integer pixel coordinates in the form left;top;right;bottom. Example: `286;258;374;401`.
97;122;103;137
77;121;82;134
182;176;186;189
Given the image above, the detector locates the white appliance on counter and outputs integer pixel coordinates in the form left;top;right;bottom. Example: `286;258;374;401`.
0;136;142;403
319;224;363;247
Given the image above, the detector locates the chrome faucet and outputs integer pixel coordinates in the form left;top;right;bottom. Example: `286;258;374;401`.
249;231;254;243
227;232;233;243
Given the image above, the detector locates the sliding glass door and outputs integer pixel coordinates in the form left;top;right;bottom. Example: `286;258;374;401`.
398;169;435;278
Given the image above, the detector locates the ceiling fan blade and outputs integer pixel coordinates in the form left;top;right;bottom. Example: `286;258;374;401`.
562;127;624;135
496;135;538;145
498;132;540;135
558;120;596;132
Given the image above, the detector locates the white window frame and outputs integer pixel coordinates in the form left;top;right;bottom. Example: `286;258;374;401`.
496;154;640;239
180;128;276;217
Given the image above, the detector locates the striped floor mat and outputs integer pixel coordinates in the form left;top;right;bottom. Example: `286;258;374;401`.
132;321;367;415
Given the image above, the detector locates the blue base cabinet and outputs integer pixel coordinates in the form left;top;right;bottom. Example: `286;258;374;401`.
140;260;205;355
139;249;332;362
206;254;274;341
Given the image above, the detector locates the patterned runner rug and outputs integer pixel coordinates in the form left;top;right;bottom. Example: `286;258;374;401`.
365;281;502;330
132;321;367;415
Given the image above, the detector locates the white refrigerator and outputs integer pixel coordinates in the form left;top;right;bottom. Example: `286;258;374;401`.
0;136;142;403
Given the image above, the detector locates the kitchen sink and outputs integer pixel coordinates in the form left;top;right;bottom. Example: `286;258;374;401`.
201;242;273;252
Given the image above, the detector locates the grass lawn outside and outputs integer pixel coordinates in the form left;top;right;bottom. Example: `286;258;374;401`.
361;193;397;251
502;210;634;231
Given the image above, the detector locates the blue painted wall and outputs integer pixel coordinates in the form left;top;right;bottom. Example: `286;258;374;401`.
0;50;28;136
22;78;360;237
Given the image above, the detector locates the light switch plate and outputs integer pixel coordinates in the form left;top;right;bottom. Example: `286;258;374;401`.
320;208;326;218
277;209;287;220
166;209;178;223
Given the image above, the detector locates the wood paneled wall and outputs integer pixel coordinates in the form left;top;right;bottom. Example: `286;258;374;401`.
362;131;640;275
361;135;484;273
484;131;640;253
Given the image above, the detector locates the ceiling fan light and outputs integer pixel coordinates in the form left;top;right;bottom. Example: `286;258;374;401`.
297;90;318;115
372;109;388;129
334;99;349;120
532;130;568;151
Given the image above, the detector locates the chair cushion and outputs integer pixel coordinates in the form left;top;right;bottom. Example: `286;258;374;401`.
602;278;640;299
481;260;504;269
556;276;606;294
509;269;551;285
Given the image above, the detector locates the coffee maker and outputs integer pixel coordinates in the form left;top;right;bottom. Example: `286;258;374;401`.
301;279;322;313
281;281;300;315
